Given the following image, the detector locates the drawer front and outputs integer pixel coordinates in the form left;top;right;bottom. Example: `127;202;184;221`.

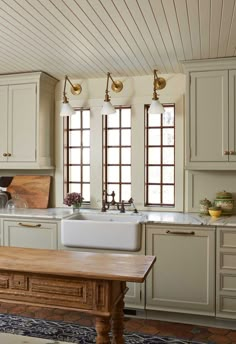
220;252;236;270
220;274;236;291
219;295;236;314
220;230;236;249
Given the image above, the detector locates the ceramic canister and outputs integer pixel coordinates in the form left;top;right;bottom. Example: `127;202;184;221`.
199;198;212;215
214;191;234;215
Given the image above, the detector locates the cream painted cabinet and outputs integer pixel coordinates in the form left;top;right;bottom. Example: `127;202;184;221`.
216;227;236;319
146;224;215;316
183;58;236;169
0;72;57;169
3;219;58;249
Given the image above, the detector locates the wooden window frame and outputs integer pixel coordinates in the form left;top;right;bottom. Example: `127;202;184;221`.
103;106;131;203
63;108;90;204
145;104;175;207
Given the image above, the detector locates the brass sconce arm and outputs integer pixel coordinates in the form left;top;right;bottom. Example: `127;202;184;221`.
104;72;123;101
152;69;166;100
62;75;82;103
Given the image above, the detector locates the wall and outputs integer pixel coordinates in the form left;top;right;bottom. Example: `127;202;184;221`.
54;74;185;211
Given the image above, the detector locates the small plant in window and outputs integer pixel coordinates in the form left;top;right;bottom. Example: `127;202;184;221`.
64;192;84;208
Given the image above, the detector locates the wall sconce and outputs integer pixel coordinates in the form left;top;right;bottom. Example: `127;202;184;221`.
60;75;82;117
149;69;166;114
101;72;123;115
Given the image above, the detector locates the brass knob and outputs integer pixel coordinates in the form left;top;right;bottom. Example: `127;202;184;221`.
224;150;229;155
229;151;235;155
7;153;11;157
3;153;7;157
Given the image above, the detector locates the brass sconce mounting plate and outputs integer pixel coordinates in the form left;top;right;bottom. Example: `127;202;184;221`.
154;77;166;90
111;80;123;93
71;83;82;95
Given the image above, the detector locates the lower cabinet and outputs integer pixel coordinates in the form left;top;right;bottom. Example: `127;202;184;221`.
3;219;58;249
216;227;236;319
146;224;215;316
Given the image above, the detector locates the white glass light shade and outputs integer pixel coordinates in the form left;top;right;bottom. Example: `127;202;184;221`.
60;102;76;116
149;99;164;114
101;100;116;115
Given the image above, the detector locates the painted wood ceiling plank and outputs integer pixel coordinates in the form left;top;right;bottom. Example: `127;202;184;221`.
137;0;172;73
74;0;145;76
186;0;201;59
209;0;222;58
50;0;127;76
0;0;88;78
13;0;97;77
174;0;193;60
218;0;235;57
150;0;181;73
121;0;164;73
226;0;236;56
199;0;211;58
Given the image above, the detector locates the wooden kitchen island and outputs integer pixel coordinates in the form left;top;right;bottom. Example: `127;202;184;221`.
0;247;156;344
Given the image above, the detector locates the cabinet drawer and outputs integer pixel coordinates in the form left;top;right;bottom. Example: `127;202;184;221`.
220;230;236;249
220;274;236;291
220;252;236;270
219;295;236;314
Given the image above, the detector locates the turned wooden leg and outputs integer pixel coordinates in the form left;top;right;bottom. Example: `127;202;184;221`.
95;316;111;344
111;297;125;344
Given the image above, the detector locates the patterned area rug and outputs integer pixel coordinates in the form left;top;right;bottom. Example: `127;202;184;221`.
0;313;205;344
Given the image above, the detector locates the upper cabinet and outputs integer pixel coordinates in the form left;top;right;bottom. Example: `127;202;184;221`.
183;58;236;170
0;72;57;169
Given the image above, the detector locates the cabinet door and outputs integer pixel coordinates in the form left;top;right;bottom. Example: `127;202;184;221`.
229;70;236;161
189;70;228;163
0;86;8;161
146;225;215;315
3;220;57;249
8;83;37;162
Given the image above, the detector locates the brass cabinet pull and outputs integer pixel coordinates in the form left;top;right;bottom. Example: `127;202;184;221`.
7;153;11;157
3;153;7;157
224;150;229;155
229;151;235;155
18;223;42;228
166;230;195;235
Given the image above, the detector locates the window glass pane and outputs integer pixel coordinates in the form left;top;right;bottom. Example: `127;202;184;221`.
82;111;90;128
148;147;161;164
69;183;81;193
163;147;174;164
107;184;119;196
121;129;131;145
148;166;161;183
107;114;119;128
83;166;90;182
148;129;161;146
163;185;174;204
121;147;131;164
149;185;160;204
70;113;80;127
107;129;119;146
70;166;81;182
163;108;174;126
82;130;90;146
83;184;90;202
82;148;90;164
148;113;161;127
70;148;80;164
107;166;119;182
121;166;131;183
108;148;119;164
163;128;174;145
121;184;131;200
121;109;131;127
69;131;80;146
162;166;174;183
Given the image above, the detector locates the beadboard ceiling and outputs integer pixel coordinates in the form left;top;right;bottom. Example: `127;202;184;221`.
0;0;236;79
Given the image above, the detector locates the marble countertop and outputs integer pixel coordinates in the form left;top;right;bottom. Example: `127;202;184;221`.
0;207;235;227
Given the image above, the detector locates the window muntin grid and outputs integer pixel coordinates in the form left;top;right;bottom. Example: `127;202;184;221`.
63;108;90;203
145;104;175;206
103;107;131;202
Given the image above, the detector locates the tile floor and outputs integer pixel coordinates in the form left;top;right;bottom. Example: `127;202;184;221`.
0;303;236;344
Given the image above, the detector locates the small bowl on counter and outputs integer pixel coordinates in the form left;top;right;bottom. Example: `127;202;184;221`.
208;206;222;218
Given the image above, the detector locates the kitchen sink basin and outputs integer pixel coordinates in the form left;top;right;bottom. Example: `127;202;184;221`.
61;212;145;251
